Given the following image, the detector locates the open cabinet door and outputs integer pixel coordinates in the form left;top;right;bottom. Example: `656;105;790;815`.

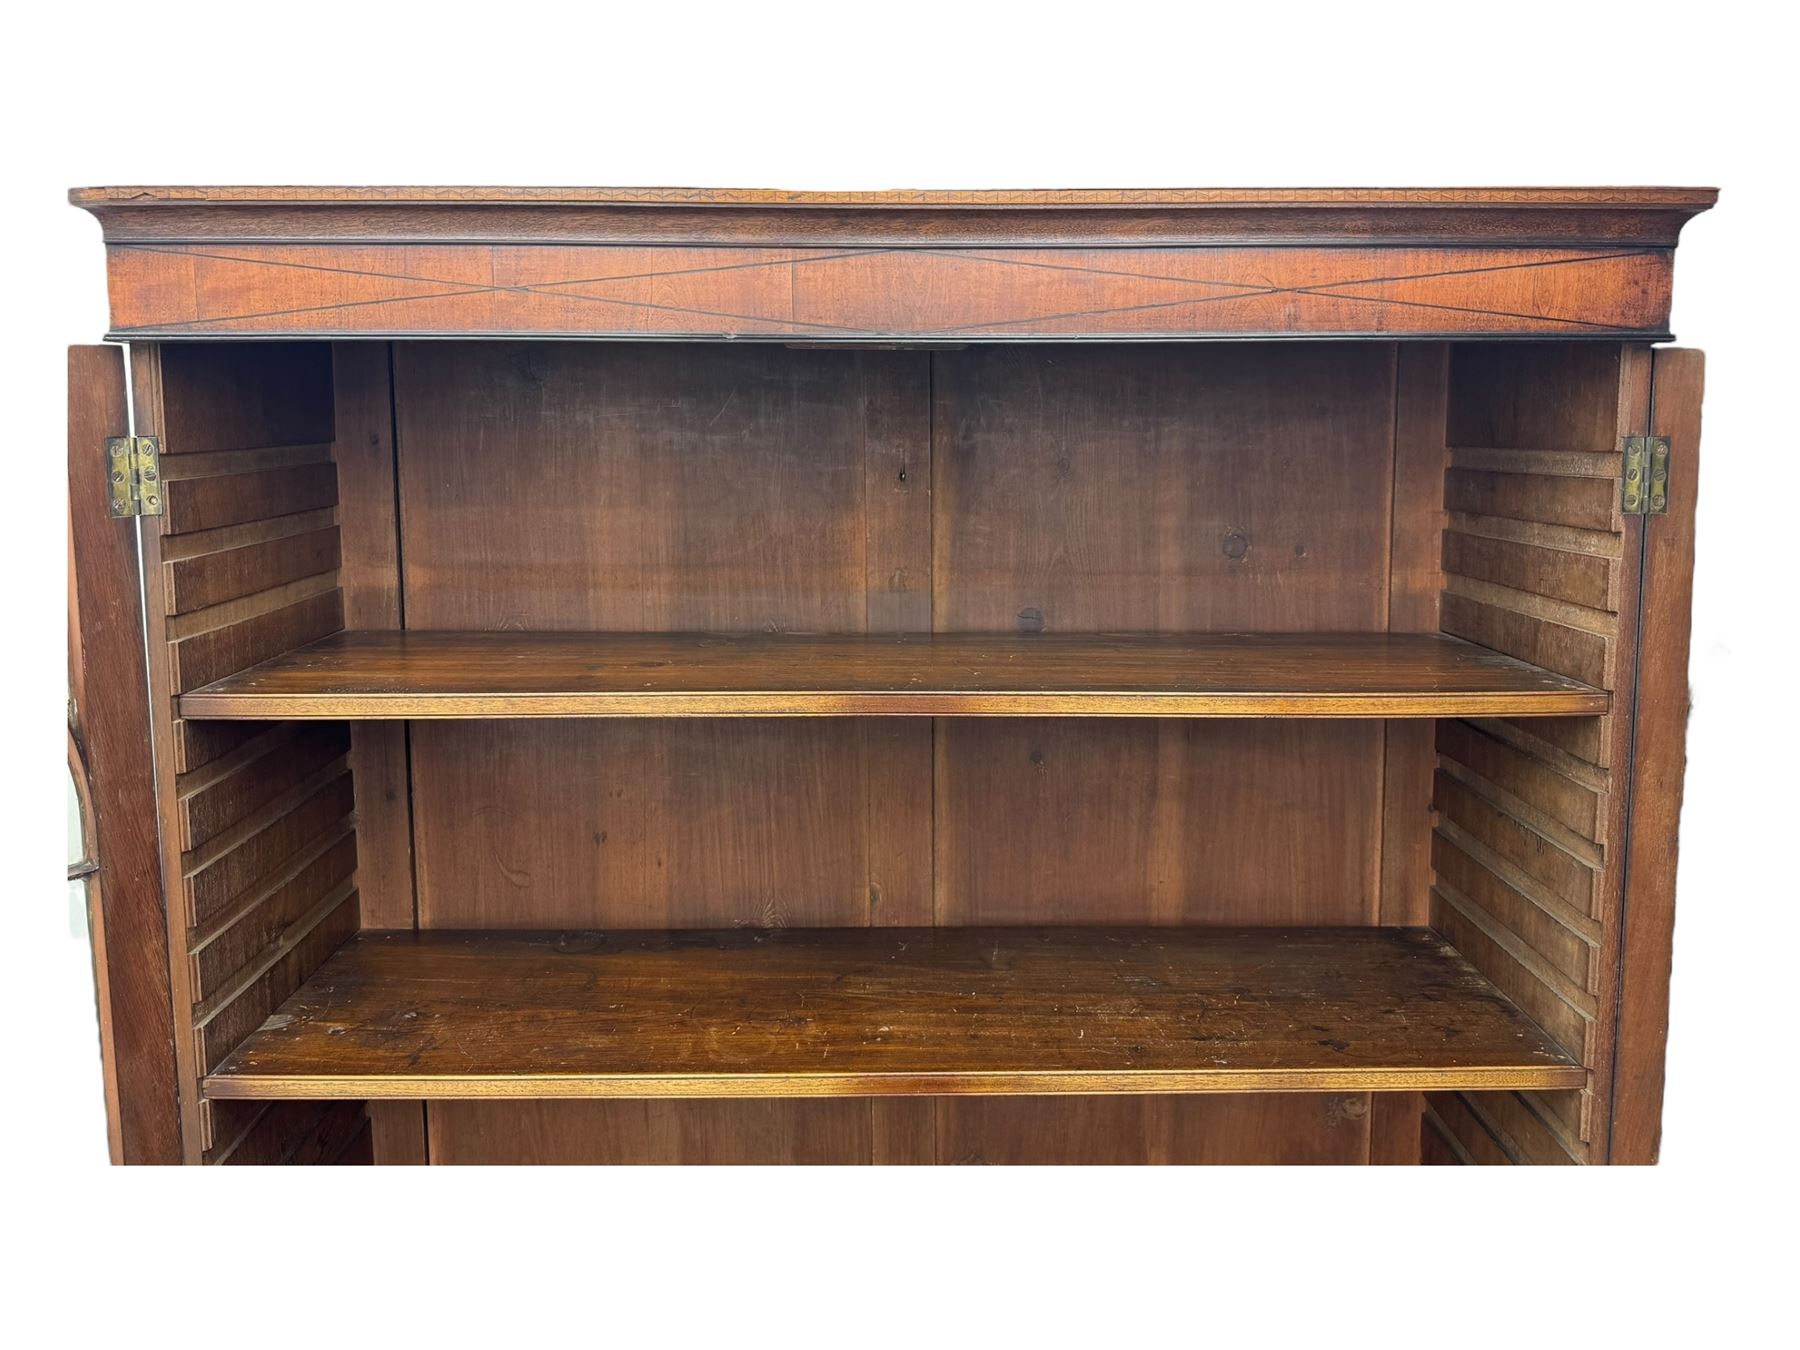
67;345;184;1164
1609;347;1704;1163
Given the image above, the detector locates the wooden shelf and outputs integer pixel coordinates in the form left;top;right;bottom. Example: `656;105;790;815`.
178;631;1607;720
203;927;1582;1100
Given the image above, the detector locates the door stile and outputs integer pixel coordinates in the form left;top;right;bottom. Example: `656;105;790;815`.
1607;348;1704;1163
67;344;184;1164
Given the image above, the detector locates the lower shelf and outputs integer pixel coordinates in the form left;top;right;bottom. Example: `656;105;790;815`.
204;927;1581;1100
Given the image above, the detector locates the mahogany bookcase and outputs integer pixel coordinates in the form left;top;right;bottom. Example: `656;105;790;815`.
66;186;1713;1165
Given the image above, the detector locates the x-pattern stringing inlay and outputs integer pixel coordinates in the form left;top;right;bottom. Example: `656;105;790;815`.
104;241;1674;338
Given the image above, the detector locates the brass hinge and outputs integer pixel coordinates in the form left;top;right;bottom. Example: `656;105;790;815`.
106;435;163;517
1622;435;1670;516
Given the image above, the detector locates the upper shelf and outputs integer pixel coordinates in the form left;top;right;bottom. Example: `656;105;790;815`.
177;630;1607;720
70;185;1715;342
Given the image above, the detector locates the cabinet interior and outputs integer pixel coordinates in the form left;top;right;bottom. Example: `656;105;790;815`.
144;337;1632;1165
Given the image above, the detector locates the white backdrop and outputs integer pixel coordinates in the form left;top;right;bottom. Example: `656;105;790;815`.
8;2;1790;1341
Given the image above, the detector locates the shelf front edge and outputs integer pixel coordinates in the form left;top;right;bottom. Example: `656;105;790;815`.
177;690;1610;720
203;1064;1588;1101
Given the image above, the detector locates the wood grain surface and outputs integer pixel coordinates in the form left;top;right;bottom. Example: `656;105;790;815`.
67;187;1713;1165
177;630;1606;719
205;926;1582;1099
70;185;1717;251
389;341;939;1159
96;241;1678;341
67;345;185;1164
69;185;1721;208
1607;348;1703;1163
1427;341;1652;1164
130;341;363;1163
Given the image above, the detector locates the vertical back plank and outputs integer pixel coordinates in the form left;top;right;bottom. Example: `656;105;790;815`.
861;353;935;930
333;343;414;929
1382;343;1449;925
331;341;424;1164
1371;342;1448;1162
